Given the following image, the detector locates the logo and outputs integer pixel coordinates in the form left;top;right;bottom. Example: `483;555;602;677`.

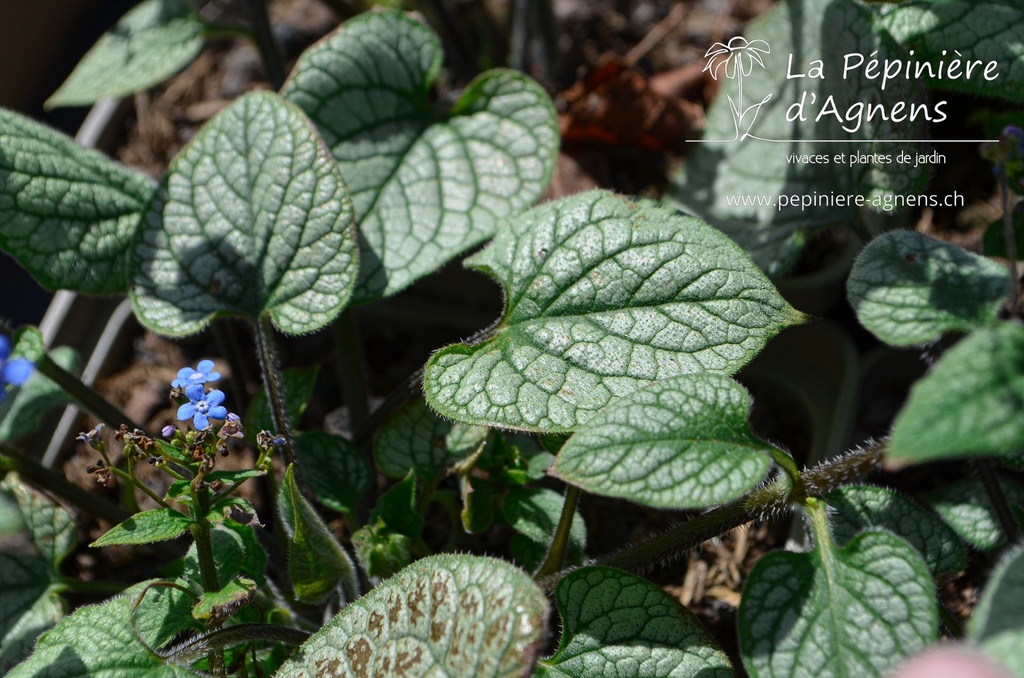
702;37;773;141
697;35;999;146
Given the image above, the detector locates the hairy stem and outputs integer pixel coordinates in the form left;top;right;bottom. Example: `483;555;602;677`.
539;440;886;591
534;484;581;579
253;315;294;467
35;354;145;432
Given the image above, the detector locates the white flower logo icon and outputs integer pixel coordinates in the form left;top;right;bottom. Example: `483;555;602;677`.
703;37;772;140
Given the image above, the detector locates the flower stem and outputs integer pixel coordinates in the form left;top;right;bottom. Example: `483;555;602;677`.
189;486;226;675
253;315;294;467
245;0;286;90
534;484;581;579
34;354;145;432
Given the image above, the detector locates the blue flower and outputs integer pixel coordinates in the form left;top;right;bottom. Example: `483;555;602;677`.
0;335;34;402
172;360;221;389
177;384;228;429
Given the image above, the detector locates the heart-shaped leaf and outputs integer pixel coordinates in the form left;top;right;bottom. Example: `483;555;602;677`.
847;231;1010;346
826;485;967;576
276;554;549;677
889;324;1024;463
0;109;155;294
282;11;559;303
424;190;800;432
45;0;206;109
91;508;193;547
374;398;488;479
667;0;927;276
131;91;358;337
553;374;774;509
876;0;1024;104
739;505;936;677
969;545;1024;675
278;464;358;605
7;580;200;677
294;431;372;514
0;554;63;673
536;566;732;677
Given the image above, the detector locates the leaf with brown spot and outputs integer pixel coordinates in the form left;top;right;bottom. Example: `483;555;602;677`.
276;555;548;677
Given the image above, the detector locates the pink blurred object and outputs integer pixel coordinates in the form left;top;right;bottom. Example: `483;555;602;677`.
891;647;1011;678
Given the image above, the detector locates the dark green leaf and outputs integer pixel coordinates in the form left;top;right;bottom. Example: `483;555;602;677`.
0;109;155;294
8;580;199;677
826;485;967;576
131;91;358;337
1;476;77;567
374;399;487;479
277;555;549;677
222;521;267;588
889;324;1024;463
739;529;936;677
294;431;371;514
278;465;358;604
0;554;63;673
184;525;245;591
46;0;205;108
424;190;800;432
282;12;558;303
847;231;1010;346
553;374;774;509
372;473;423;541
352;519;412;580
983;209;1024;259
91;508;192;547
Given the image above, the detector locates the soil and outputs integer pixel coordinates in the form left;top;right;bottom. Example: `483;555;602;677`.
38;0;1022;672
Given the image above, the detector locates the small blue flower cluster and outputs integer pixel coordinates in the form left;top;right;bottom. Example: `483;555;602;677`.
0;335;34;402
174;360;227;429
